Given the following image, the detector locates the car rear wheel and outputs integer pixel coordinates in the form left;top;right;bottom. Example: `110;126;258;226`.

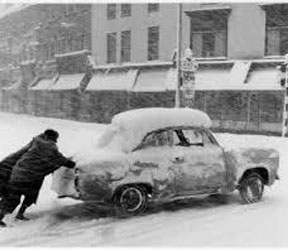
115;185;148;215
239;173;264;204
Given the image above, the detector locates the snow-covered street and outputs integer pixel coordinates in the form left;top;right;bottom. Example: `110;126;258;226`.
0;111;286;247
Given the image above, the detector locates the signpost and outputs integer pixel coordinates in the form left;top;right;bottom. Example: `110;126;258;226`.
175;3;182;108
281;54;288;137
175;3;198;108
180;48;198;107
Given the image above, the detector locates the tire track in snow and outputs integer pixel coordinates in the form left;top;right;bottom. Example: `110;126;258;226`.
4;193;247;246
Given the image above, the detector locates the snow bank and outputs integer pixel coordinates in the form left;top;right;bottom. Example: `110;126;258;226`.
0;111;286;247
97;107;211;152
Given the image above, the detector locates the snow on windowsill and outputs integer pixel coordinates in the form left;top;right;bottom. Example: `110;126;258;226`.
54;50;91;58
94;61;174;71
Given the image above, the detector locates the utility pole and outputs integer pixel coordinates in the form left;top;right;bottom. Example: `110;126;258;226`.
175;3;182;108
281;54;288;137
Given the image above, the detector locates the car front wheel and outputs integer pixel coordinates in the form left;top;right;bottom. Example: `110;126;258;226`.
239;173;264;204
115;185;148;215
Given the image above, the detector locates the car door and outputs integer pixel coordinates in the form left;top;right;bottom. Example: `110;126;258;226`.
169;127;226;195
128;129;180;199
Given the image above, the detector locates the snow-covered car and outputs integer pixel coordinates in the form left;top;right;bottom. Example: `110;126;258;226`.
52;108;280;215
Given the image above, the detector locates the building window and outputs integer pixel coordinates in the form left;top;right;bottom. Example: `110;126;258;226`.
66;34;73;52
202;32;215;57
148;26;159;60
32;27;41;42
65;4;75;15
107;32;117;63
56;37;62;54
121;4;131;17
121;30;131;62
50;40;55;59
107;4;117;20
78;31;85;50
188;9;230;58
148;3;159;13
265;4;288;56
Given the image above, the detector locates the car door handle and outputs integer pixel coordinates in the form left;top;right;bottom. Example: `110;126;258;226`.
172;156;184;164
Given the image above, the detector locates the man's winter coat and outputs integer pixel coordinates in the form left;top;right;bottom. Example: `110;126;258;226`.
0;139;34;196
6;134;74;203
0;141;33;182
9;136;74;194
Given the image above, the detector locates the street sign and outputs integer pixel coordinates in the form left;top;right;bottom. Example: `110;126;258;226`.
182;71;195;98
181;48;198;101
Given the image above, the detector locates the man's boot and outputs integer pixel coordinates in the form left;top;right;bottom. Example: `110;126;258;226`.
15;213;30;221
0;221;6;227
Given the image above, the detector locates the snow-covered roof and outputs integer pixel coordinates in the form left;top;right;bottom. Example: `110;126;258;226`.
86;69;137;91
0;4;29;20
50;74;85;90
98;108;211;152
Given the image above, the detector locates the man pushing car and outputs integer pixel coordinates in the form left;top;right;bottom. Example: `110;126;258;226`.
0;129;76;227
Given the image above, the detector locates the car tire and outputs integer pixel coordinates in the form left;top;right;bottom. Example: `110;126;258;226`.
115;185;148;216
239;172;264;204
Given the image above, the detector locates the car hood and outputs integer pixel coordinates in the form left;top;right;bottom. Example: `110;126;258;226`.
74;149;127;174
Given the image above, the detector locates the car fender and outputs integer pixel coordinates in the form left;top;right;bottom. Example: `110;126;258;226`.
224;147;279;188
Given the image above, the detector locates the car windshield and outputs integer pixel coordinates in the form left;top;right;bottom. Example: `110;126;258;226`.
97;125;119;148
97;124;131;152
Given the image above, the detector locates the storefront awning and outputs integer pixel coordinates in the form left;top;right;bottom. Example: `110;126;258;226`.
133;67;174;92
2;81;22;90
195;62;283;91
134;64;234;91
195;64;236;90
87;69;137;91
245;64;282;91
29;78;56;90
50;73;85;90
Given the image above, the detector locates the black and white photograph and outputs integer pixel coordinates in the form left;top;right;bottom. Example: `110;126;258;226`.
0;0;285;247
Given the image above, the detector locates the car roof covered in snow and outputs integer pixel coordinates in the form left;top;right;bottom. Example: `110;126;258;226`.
113;107;211;131
98;107;211;152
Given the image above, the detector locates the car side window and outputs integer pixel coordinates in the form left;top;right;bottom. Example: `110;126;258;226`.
172;130;190;147
202;130;213;145
182;129;203;145
175;128;213;147
137;130;169;150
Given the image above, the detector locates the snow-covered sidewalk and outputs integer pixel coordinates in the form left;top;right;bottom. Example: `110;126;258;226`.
0;111;286;247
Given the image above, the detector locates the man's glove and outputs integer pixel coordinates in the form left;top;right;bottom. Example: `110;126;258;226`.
66;160;76;168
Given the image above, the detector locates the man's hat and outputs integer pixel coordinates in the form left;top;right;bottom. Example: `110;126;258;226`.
44;129;59;142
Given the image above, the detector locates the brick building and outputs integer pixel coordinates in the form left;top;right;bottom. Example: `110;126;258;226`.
0;4;91;68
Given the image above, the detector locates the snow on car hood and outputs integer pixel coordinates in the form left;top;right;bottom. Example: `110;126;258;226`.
73;147;126;170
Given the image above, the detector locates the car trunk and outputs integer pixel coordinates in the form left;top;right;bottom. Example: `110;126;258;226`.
51;167;79;198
